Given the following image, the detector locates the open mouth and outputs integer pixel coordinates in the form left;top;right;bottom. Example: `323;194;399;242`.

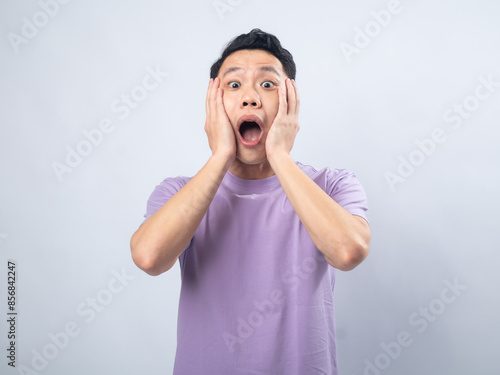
237;115;263;147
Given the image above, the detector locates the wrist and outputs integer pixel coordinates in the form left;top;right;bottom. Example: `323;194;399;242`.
209;152;234;172
267;150;293;171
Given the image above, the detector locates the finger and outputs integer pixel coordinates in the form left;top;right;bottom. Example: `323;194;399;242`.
206;78;214;115
291;79;300;115
209;78;221;121
212;77;220;104
286;78;297;115
277;83;288;118
216;84;232;125
216;86;224;113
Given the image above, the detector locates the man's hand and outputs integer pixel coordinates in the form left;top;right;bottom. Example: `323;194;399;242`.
265;78;300;159
264;78;370;270
204;77;236;167
132;78;237;276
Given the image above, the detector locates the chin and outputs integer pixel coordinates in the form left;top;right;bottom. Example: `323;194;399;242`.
235;148;267;166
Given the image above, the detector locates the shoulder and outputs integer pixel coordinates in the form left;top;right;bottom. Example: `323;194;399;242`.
296;161;368;217
296;161;360;190
154;175;192;194
144;176;192;219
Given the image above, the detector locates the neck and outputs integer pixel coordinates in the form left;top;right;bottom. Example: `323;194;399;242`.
228;159;275;180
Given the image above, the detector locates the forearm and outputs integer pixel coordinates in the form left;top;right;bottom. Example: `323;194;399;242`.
268;152;370;271
131;155;230;275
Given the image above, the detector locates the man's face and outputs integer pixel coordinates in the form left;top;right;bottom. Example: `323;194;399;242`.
217;49;287;166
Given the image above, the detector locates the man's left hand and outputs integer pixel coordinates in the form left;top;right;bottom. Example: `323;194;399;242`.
265;78;300;159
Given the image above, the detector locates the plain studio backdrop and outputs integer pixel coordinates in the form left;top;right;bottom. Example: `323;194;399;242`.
1;0;499;374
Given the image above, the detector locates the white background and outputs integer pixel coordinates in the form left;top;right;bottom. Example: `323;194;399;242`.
1;0;499;374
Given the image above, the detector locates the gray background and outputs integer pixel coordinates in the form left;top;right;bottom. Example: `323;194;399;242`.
1;0;499;374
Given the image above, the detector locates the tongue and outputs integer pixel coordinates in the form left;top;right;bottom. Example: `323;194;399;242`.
242;126;261;142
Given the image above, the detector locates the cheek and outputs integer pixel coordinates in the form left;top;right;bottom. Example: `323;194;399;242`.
266;91;280;118
222;91;236;108
222;92;237;122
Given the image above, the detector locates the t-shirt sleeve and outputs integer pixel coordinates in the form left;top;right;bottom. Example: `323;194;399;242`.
325;169;369;224
142;176;190;223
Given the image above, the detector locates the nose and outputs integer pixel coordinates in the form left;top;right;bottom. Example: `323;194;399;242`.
240;88;261;108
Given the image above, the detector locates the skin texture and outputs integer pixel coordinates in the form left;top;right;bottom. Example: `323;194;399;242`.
213;49;288;179
130;49;371;276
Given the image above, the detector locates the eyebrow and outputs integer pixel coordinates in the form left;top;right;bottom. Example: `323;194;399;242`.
222;66;282;78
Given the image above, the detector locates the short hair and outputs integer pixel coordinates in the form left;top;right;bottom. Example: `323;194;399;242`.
210;28;296;80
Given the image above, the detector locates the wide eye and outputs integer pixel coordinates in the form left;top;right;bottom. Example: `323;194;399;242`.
261;81;274;88
229;81;240;89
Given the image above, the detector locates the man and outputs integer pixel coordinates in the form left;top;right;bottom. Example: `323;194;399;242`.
130;28;371;374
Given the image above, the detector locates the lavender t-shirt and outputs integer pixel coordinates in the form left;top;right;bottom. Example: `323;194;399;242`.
143;162;369;375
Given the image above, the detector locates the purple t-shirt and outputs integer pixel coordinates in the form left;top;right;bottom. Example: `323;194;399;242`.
143;162;368;375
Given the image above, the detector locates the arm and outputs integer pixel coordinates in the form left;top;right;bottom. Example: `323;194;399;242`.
269;153;370;271
130;78;235;276
266;79;371;271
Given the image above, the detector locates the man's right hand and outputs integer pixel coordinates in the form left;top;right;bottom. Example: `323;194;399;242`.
204;77;236;167
131;79;239;277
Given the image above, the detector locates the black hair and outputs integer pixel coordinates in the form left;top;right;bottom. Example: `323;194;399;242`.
209;28;296;80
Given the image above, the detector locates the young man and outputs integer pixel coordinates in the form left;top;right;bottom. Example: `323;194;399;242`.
131;29;371;374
